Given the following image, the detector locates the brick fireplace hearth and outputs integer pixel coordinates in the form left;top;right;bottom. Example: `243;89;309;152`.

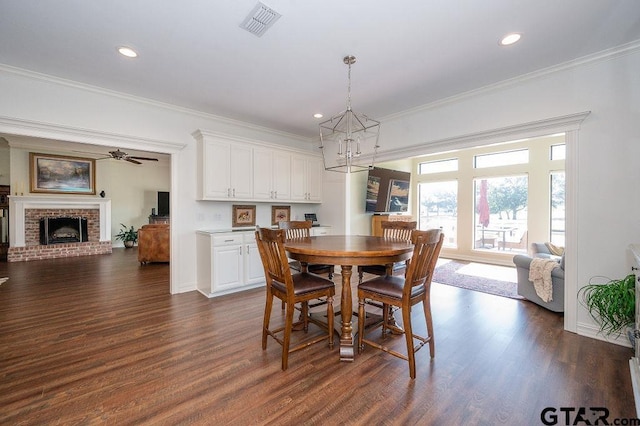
8;196;112;262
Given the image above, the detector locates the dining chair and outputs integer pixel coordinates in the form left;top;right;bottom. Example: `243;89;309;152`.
278;220;335;279
255;227;335;370
358;221;417;332
357;229;444;379
358;220;417;283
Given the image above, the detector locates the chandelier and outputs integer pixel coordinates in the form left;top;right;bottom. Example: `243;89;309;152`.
319;55;380;173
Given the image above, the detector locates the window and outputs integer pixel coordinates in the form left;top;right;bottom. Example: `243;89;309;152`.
474;149;528;168
551;144;566;161
418;158;458;174
412;133;564;259
550;172;565;246
418;181;457;247
474;176;528;252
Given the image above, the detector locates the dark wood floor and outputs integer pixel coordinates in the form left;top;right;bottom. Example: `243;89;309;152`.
0;249;635;424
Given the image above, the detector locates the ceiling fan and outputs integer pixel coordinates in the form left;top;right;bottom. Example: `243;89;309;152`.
98;149;159;165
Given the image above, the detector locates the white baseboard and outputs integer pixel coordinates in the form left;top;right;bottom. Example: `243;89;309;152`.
577;321;633;348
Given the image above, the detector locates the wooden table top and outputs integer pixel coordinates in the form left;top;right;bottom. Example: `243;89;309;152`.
284;235;413;266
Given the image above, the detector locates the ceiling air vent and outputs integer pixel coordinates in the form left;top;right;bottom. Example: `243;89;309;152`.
240;2;281;37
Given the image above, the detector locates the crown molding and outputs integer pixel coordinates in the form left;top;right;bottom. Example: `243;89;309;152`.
0;115;184;154
192;129;319;157
382;40;640;122
375;111;591;163
0;63;309;142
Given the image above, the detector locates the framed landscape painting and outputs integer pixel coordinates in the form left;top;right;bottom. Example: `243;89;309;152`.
30;152;96;195
232;205;256;227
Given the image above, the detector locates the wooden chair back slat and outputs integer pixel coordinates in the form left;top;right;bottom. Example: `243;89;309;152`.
278;220;312;239
381;221;417;241
255;227;293;296
403;229;444;297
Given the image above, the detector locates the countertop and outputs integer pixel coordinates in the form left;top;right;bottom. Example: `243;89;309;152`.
197;225;330;235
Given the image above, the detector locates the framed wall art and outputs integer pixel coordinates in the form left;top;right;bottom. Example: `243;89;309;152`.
232;205;256;227
271;205;291;225
30;152;96;195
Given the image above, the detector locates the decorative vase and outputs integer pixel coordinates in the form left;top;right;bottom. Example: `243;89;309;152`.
124;240;134;248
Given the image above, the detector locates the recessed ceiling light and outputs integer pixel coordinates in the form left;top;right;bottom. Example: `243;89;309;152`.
313;113;323;119
499;33;521;46
117;46;138;58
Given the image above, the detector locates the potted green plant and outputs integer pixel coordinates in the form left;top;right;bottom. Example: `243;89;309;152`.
579;274;635;344
115;223;138;248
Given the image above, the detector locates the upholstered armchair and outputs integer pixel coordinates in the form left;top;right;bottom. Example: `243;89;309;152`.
513;243;564;312
137;224;170;264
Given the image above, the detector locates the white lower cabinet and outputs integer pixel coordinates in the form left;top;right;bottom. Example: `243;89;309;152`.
197;231;265;297
310;226;331;236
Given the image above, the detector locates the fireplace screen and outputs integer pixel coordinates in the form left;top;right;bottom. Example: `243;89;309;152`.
40;217;89;245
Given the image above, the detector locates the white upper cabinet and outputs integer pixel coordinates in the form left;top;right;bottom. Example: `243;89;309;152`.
306;156;323;202
197;135;253;200
291;155;323;202
199;137;231;199
272;150;292;201
195;130;320;203
253;148;291;201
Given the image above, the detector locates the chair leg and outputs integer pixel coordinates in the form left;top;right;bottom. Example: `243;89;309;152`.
422;296;435;358
402;306;416;379
301;301;309;332
282;301;296;371
358;269;364;284
262;292;274;350
382;303;389;336
357;298;365;353
329;266;335;280
327;296;334;349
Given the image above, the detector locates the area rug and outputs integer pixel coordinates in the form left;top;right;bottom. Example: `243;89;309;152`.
432;259;523;300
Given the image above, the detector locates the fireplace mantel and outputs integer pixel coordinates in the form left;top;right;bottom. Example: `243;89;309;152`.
9;195;111;247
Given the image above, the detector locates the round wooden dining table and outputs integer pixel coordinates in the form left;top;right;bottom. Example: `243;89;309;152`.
284;235;413;362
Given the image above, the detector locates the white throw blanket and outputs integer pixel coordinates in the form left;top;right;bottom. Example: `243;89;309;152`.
528;258;559;302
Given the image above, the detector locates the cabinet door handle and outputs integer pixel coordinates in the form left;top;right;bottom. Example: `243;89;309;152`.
227;188;231;197
224;239;234;242
239;246;242;255
233;188;236;197
274;191;277;199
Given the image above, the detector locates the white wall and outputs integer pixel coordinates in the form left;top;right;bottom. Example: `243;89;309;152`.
332;44;640;342
0;66;315;294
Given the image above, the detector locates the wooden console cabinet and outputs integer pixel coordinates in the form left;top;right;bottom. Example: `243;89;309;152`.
149;215;170;224
371;215;414;237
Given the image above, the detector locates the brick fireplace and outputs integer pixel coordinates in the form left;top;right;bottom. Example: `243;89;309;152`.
8;195;112;262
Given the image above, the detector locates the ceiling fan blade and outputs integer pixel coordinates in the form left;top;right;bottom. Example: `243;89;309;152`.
125;158;142;165
129;156;158;161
